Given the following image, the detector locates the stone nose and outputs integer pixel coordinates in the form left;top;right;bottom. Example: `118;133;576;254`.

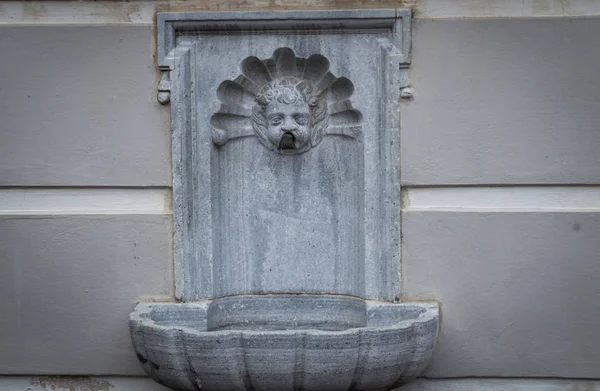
281;123;297;132
281;116;298;132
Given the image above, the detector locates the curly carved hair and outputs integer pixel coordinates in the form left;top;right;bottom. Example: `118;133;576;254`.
252;78;328;150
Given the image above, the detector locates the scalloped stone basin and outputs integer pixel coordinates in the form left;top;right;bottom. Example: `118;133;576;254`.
130;301;439;391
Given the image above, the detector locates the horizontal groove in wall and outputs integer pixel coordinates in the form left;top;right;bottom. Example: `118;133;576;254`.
0;188;171;215
1;1;600;25
403;186;600;212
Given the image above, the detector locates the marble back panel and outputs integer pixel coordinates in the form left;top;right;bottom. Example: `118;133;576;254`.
160;10;410;301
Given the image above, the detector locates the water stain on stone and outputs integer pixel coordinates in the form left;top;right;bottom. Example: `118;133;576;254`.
573;223;581;232
22;3;49;20
136;353;148;363
29;376;115;391
571;382;597;391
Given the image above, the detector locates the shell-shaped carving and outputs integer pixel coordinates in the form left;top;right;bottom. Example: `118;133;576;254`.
130;301;439;391
211;48;363;153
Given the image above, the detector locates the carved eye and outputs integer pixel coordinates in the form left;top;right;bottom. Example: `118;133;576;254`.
269;116;283;126
294;114;309;126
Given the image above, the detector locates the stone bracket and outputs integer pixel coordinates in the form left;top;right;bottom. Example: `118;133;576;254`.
157;72;171;105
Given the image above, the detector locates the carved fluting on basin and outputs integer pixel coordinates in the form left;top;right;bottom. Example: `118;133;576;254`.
130;301;439;391
211;48;363;154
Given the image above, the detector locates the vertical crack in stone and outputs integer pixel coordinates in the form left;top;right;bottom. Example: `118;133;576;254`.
292;332;307;390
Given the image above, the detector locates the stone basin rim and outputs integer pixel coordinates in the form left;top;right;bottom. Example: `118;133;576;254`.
130;300;439;336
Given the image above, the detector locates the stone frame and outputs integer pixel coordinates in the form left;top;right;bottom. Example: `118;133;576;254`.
156;9;412;301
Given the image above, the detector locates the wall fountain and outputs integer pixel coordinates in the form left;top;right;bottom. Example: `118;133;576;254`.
130;10;439;390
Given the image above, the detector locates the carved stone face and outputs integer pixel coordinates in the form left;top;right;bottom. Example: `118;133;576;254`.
265;99;311;151
251;78;328;154
213;50;363;153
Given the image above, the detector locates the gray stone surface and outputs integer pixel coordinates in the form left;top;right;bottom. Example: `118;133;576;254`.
169;11;406;301
206;295;368;331
403;211;600;378
2;11;597;386
130;301;439;391
2;376;600;391
398;378;600;391
138;10;440;391
402;18;600;185
0;26;170;186
0;376;170;391
209;49;365;298
0;215;172;375
212;134;365;298
157;9;411;69
3;16;597;384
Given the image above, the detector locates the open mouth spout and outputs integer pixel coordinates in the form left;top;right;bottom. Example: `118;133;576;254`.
278;132;296;150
